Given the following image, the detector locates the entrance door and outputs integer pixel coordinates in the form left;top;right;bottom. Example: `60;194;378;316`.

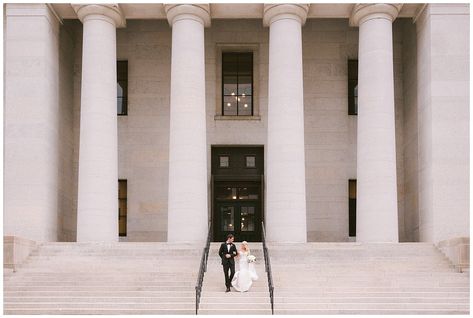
211;146;264;242
214;183;261;242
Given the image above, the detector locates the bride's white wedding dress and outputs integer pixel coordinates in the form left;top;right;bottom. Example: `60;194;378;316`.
231;251;258;292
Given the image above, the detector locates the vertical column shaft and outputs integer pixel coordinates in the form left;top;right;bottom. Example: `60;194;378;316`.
165;5;210;243
74;5;124;242
351;4;402;242
264;4;309;243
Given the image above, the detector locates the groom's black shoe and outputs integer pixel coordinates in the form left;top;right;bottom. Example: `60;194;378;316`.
225;287;230;292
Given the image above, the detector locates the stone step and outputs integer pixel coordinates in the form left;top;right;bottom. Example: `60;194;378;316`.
273;309;469;315
4;302;196;309
4;286;195;292
5;296;196;303
199;290;468;297
199;303;271;310
4;308;196;315
271;303;469;310
271;296;469;303
271;286;469;293
198;309;272;315
5;291;198;297
5;281;196;287
5;276;197;282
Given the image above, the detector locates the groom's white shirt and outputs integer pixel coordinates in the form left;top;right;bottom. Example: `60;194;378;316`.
226;243;231;252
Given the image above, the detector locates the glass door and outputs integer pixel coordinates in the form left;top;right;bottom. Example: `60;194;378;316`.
214;182;261;242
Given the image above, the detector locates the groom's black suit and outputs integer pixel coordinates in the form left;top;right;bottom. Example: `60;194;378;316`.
219;241;238;289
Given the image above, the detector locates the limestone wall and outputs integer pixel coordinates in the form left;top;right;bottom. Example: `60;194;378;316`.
416;4;469;243
66;18;414;242
303;19;406;241
4;4;74;242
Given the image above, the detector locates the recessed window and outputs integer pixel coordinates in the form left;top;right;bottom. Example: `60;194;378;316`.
117;61;128;116
348;60;358;115
118;180;127;237
349;179;357;237
222;52;253;116
245;155;256;168
219;155;230;168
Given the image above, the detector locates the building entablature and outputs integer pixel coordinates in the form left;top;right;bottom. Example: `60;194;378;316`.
52;3;422;22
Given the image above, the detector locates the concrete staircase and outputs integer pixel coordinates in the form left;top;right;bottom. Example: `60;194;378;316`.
4;241;469;315
198;242;272;315
268;242;470;315
4;242;201;314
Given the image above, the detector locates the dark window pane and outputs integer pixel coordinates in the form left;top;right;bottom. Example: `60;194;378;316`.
238;53;253;74
216;186;237;200
117;61;128;116
219;156;229;168
349;179;356;237
348;60;358;115
117;97;127;115
238;75;252;95
238;186;259;200
240;206;255;232
118;180;127;236
223;96;238;115
245;156;256;168
348;60;358;80
238;97;252;116
223;76;238;95
222;53;238;64
221;206;235;231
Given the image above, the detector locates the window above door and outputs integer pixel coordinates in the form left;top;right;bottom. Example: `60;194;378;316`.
214;44;261;120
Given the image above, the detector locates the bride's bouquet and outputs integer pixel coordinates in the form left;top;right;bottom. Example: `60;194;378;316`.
247;254;256;263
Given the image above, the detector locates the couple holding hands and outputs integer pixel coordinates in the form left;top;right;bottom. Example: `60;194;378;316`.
218;234;258;292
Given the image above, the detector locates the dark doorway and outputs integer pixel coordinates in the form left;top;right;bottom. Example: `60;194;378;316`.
211;146;264;242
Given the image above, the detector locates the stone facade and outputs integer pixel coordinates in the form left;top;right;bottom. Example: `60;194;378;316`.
4;4;469;252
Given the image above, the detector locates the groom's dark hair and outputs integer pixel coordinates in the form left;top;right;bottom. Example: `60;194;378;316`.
226;234;234;240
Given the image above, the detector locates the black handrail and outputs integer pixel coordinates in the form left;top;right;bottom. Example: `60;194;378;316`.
261;222;274;315
195;222;212;315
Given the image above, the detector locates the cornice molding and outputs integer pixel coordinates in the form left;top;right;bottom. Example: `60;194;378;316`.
72;4;126;28
263;4;310;27
349;3;403;27
164;4;211;28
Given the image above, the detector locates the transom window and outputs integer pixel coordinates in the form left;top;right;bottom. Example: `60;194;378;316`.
222;52;253;116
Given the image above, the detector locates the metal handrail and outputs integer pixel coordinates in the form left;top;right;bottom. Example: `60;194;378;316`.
261;222;274;315
195;222;212;315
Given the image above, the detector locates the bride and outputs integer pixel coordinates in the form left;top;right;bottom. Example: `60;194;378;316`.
231;241;258;292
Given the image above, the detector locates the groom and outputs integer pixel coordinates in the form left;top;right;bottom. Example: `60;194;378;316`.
218;234;237;292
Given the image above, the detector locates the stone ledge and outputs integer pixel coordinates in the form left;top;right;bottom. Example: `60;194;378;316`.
436;236;469;273
4;235;37;271
214;115;261;121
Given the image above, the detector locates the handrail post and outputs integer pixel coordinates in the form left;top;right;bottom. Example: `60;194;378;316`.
261;222;274;315
195;221;212;315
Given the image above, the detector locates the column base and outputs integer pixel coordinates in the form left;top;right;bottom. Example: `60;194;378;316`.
4;235;37;271
436;237;470;273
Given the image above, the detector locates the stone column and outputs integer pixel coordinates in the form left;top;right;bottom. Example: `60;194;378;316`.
165;5;210;243
73;4;125;242
350;4;402;242
264;4;309;243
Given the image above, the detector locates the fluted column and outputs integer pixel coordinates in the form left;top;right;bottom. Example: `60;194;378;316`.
264;4;309;243
350;4;402;242
165;5;210;243
73;4;125;242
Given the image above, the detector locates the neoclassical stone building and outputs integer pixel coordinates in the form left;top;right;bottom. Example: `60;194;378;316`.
4;3;469;266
